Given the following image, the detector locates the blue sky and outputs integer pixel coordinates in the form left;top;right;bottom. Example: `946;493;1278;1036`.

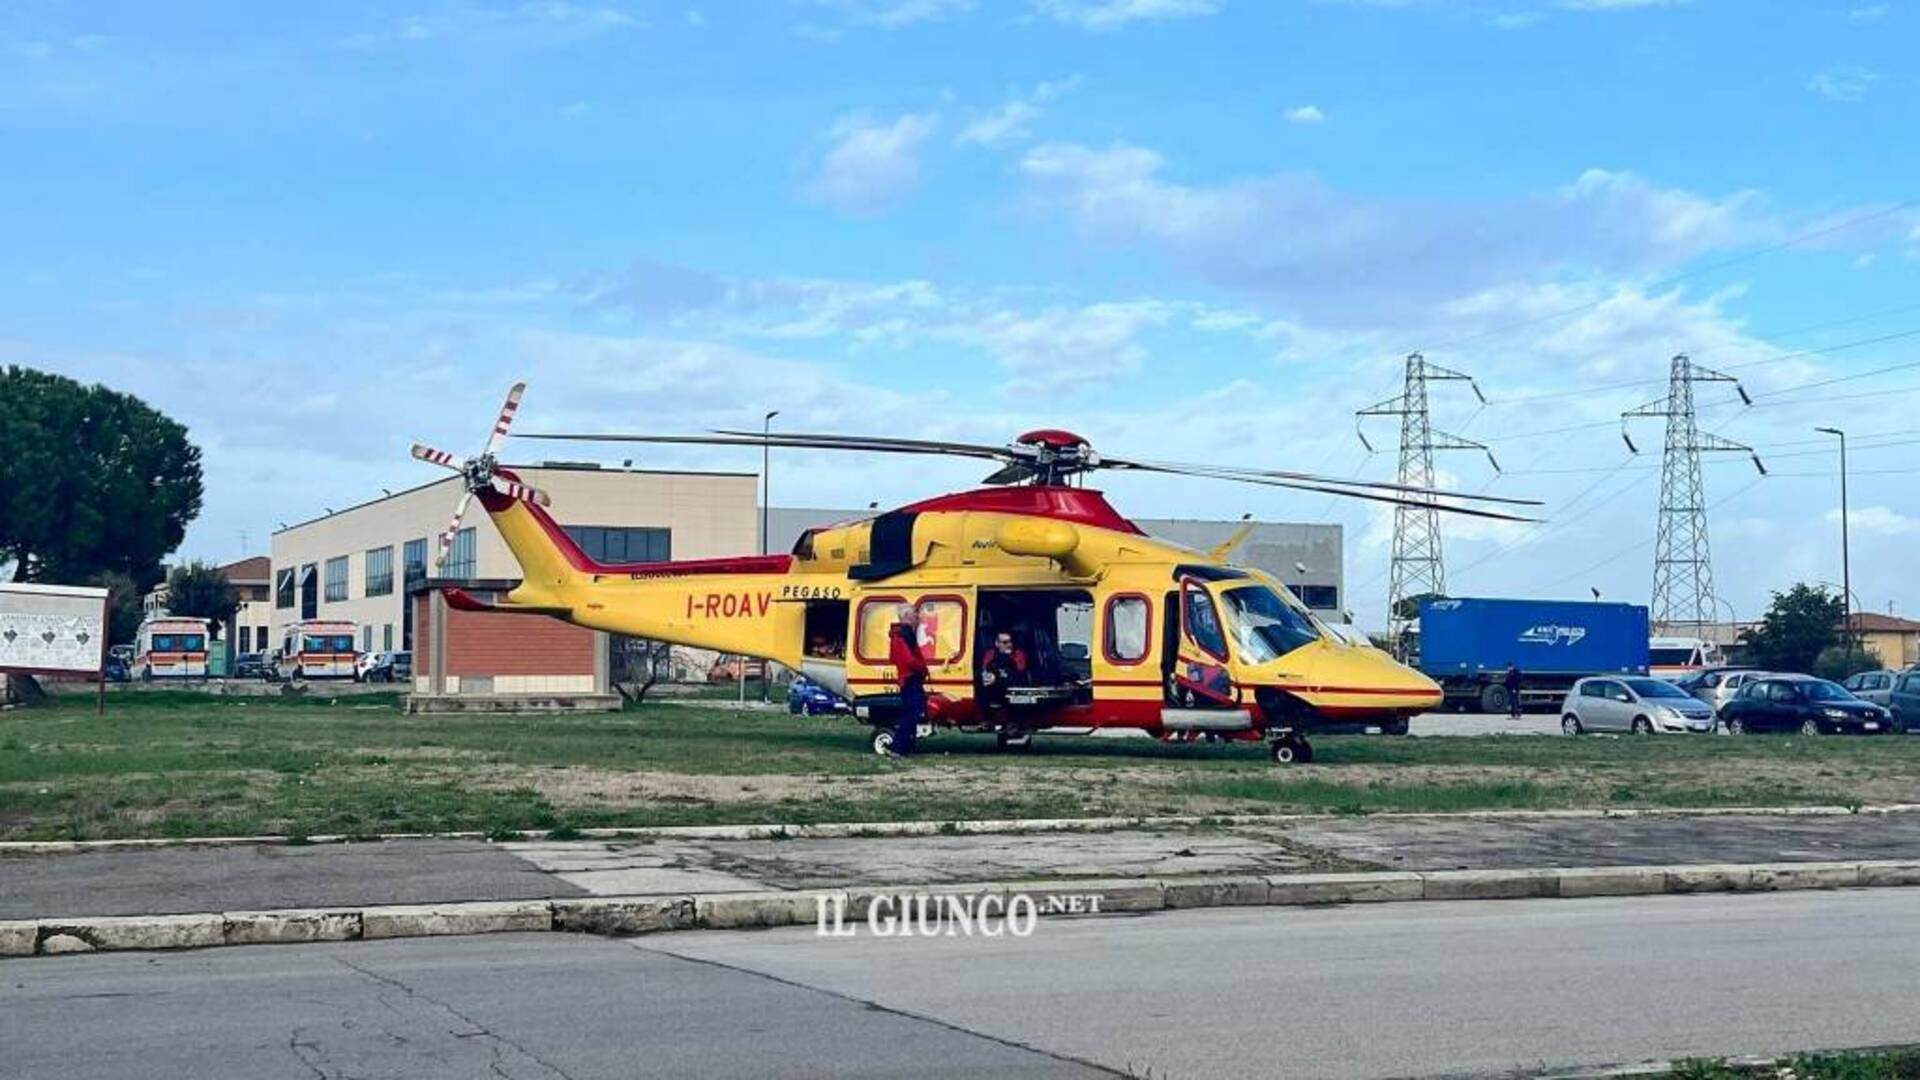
5;0;1918;631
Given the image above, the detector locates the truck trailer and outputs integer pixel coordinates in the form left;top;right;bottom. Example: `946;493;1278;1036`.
1414;597;1651;713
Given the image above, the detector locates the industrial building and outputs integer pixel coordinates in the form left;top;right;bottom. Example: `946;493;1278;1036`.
764;508;1347;621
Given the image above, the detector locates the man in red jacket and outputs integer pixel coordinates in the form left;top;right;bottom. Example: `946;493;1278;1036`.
888;607;929;757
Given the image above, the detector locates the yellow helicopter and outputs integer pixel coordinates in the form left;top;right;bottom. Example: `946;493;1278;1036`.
412;384;1538;764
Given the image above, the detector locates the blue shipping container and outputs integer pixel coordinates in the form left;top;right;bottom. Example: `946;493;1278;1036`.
1417;598;1651;678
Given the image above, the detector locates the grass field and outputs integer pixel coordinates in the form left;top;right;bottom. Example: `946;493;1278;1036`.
2;690;1918;840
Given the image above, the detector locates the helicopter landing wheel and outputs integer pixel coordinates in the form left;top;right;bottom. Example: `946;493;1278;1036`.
996;729;1032;751
871;728;898;757
1269;735;1313;765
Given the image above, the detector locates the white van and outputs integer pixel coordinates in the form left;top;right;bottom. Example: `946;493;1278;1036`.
274;620;359;680
1649;636;1723;681
134;617;210;680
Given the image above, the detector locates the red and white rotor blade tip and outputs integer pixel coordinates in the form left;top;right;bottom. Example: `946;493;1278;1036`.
490;476;551;507
437;490;475;566
483;382;527;458
412;443;466;472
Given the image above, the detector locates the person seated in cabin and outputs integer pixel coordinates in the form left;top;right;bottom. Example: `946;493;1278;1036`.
978;630;1031;726
807;634;841;659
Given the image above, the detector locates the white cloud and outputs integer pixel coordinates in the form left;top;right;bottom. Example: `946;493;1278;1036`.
1284;104;1325;125
342;2;643;47
801;0;975;27
1828;506;1920;536
1489;11;1542;29
957;76;1080;147
1808;65;1882;102
1848;4;1887;20
804;111;939;214
958;101;1042;146
1554;0;1685;9
1019;141;1761;322
1032;0;1220;30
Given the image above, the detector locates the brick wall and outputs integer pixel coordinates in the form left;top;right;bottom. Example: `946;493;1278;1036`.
413;591;597;677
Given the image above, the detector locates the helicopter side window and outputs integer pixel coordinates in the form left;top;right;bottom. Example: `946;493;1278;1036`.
1104;594;1151;665
1182;584;1228;661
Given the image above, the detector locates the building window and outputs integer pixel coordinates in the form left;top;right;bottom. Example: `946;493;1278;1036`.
561;525;671;565
444;527;477;579
324;556;349;603
300;564;318;620
403;538;428;586
275;568;294;609
383;624;393;651
362;625;373;652
365;546;394;597
1286;584;1340;610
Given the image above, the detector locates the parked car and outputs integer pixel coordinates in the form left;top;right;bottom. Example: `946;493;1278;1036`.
1561;675;1718;735
1720;674;1893;735
787;675;848;716
356;651;412;683
104;656;131;683
709;656;767;683
1675;667;1768;715
1841;669;1900;707
232;652;268;679
1887;670;1920;734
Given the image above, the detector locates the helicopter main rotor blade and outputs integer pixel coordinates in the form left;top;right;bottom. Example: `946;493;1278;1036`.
518;431;1015;462
1105;455;1543;507
517;431;1536;520
718;430;1537;507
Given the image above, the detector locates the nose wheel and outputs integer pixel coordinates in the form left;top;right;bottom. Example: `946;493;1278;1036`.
1269;733;1314;765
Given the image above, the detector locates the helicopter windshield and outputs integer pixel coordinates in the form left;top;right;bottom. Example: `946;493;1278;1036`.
1219;584;1322;663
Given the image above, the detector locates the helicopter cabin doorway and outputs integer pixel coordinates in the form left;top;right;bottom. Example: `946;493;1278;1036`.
975;589;1094;718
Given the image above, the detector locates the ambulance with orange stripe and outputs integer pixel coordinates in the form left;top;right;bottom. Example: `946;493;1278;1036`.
273;620;359;680
407;384;1541;764
134;617;210;681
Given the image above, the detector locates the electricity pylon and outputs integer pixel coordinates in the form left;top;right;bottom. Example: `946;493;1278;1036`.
1620;354;1766;631
1358;353;1500;648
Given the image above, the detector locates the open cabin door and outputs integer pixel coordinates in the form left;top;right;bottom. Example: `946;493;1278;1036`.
844;586;975;709
1163;576;1253;732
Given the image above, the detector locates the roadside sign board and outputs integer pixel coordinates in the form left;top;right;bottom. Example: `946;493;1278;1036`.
0;583;111;712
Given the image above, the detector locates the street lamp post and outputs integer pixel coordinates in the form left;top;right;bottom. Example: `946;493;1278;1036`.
1815;427;1852;666
756;410;779;704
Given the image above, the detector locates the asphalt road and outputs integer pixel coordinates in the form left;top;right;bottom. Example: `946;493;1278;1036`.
7;890;1919;1079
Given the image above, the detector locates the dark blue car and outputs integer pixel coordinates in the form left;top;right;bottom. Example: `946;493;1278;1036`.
788;676;847;716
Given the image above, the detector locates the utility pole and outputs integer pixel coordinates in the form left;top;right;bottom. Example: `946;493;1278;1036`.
1621;354;1765;632
758;409;779;704
1816;426;1852;665
1357;353;1499;651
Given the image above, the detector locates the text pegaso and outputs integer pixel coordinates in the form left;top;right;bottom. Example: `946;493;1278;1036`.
682;585;844;620
815;892;1103;938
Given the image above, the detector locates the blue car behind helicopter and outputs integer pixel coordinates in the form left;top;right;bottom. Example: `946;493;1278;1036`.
787;675;850;716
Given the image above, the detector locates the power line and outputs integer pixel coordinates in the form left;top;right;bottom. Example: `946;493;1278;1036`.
1532;473;1768;595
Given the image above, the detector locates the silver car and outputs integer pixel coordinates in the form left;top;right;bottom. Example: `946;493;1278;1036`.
1682;668;1769;715
1562;676;1719;735
1842;670;1899;707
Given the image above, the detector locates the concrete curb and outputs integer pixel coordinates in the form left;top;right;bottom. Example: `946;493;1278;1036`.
7;857;1920;960
7;804;1920;855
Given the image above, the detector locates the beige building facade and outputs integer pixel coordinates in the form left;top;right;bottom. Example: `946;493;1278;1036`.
269;464;758;657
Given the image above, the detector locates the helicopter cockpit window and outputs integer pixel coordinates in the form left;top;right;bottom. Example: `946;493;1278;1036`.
1220;585;1321;663
1182;584;1228;660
